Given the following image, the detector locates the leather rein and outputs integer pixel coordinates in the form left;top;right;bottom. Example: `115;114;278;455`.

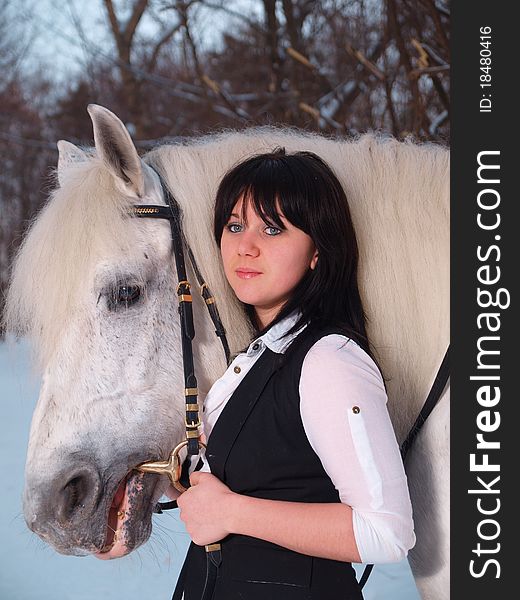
130;169;450;590
357;345;449;588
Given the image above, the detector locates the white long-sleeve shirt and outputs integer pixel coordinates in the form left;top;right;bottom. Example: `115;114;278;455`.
199;312;416;564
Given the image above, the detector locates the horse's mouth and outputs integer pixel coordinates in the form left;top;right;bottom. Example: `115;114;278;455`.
94;470;152;560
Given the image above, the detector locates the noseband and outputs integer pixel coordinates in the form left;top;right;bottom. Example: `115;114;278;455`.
132;168;230;507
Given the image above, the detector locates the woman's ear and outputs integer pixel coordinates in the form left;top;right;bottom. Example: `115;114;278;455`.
310;250;319;270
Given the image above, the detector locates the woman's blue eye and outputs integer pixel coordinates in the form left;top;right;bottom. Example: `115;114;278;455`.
227;223;242;233
264;225;281;236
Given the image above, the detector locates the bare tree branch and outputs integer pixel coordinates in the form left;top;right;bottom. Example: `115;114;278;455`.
345;43;385;81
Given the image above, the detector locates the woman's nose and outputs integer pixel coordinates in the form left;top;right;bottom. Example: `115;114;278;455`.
237;232;260;257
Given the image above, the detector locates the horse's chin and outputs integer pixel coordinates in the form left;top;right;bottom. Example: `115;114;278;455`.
93;470;157;560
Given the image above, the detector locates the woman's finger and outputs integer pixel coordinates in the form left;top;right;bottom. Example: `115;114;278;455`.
189;471;201;486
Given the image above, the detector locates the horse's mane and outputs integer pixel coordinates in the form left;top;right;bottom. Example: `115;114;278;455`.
4;126;449;440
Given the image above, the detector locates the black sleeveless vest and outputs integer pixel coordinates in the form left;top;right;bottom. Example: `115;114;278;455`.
173;326;364;600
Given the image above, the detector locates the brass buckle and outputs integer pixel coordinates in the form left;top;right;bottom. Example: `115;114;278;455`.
136;439;206;493
177;280;192;303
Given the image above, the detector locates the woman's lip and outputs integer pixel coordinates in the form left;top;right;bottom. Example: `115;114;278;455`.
236;269;262;279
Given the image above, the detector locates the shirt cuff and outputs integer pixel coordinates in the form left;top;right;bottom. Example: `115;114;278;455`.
352;509;416;564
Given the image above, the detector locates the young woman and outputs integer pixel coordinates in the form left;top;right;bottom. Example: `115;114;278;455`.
170;149;415;600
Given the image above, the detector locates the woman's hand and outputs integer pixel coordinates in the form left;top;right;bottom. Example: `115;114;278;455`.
176;473;362;562
176;471;237;546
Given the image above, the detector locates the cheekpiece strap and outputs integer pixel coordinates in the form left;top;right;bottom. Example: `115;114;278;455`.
131;169;230;473
132;183;200;457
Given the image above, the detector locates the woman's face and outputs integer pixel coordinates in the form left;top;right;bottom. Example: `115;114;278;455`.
220;196;318;328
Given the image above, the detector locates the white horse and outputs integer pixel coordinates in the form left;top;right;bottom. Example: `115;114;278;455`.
3;105;449;599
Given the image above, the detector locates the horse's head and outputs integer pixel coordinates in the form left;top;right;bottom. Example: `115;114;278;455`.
4;105;232;558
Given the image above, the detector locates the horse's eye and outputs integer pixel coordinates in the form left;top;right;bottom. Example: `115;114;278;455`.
108;284;142;311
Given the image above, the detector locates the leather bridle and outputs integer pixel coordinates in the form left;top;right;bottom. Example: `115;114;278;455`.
132;168;230;508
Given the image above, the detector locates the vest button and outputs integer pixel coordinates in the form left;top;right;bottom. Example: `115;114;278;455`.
234;366;241;374
352;406;360;414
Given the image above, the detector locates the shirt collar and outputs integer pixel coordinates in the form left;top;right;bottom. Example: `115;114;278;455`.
246;312;307;356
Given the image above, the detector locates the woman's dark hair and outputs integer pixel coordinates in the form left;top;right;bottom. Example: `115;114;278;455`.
214;148;373;359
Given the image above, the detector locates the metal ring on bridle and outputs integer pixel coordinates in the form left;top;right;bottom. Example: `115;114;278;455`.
136;439;206;493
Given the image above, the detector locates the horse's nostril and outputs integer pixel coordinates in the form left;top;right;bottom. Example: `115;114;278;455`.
56;469;99;524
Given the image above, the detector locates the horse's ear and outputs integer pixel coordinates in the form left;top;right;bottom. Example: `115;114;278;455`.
57;140;87;185
87;104;144;197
